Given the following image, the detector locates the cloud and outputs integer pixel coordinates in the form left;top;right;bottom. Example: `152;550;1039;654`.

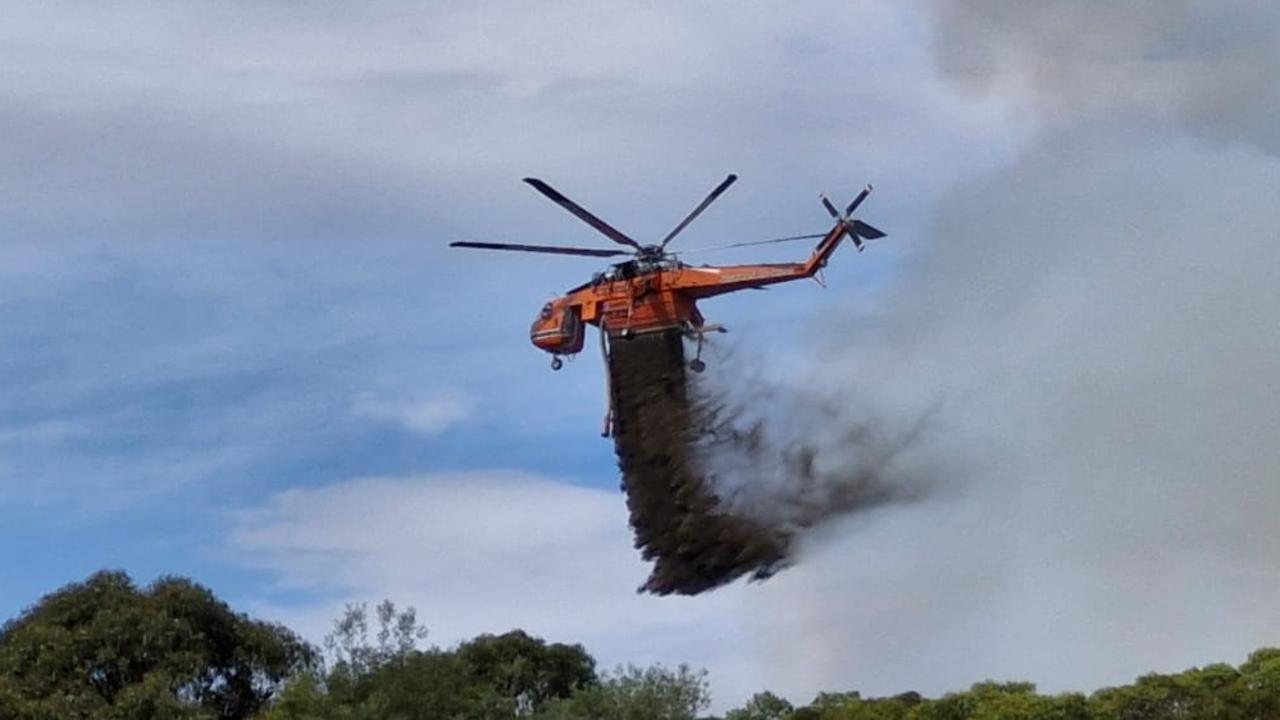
0;2;1014;244
353;394;474;435
919;0;1280;153
0;1;1012;519
228;471;763;706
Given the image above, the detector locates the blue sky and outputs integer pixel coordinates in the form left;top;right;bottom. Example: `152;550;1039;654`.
5;1;1280;712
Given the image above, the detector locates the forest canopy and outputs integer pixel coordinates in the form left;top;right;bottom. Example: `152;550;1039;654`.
2;571;1278;720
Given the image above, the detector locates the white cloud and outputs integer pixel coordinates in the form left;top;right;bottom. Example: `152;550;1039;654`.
352;393;474;435
229;471;764;708
919;1;1280;153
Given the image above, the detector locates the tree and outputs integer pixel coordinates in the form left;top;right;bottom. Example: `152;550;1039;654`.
1238;648;1280;719
322;600;429;691
537;663;710;720
457;630;597;713
0;570;313;720
264;603;596;720
260;648;512;720
805;691;863;718
726;691;793;720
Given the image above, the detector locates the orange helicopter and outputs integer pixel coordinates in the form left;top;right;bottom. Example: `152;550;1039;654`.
452;175;884;433
453;174;886;365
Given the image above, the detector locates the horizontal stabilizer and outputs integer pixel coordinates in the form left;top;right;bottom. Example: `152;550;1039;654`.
851;220;886;239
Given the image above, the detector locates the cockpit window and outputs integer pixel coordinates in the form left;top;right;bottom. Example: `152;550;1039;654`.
540;303;553;319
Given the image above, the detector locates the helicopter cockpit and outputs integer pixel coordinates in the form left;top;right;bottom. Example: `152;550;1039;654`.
530;300;585;362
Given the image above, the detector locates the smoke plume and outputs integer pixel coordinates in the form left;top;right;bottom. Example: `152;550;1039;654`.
608;330;947;596
608;330;789;595
739;1;1280;696
687;345;944;536
923;1;1280;154
605;15;1280;676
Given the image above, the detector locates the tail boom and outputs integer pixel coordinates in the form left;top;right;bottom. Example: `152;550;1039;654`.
672;219;851;299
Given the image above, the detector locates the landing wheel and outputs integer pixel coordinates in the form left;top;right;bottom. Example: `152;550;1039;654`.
550;357;563;371
689;358;706;373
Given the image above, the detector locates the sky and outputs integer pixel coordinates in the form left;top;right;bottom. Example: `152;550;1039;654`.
3;1;1279;712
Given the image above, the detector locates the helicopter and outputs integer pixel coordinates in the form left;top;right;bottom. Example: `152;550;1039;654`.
451;174;887;375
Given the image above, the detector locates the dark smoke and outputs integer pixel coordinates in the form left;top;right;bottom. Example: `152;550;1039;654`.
690;365;939;535
609;329;787;595
609;329;938;595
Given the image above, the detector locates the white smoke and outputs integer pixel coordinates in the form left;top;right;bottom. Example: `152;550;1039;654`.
727;2;1280;700
689;346;948;537
923;1;1280;154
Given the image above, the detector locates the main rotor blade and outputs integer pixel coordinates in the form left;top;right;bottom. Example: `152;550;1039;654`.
450;241;631;258
844;184;873;216
673;232;827;255
522;178;642;250
659;173;738;249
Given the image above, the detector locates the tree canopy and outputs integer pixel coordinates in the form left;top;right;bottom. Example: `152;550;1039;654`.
536;663;711;720
752;655;1280;720
7;570;1280;720
0;570;312;720
263;602;601;720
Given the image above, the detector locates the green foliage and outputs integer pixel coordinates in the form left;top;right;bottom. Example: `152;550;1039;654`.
323;599;429;683
1090;667;1245;720
0;570;313;720
267;600;488;720
11;572;1280;720
254;673;328;720
252;635;1280;720
263;602;596;720
726;691;794;720
789;690;918;720
457;630;597;713
349;649;513;720
776;654;1280;720
536;663;710;720
1237;648;1280;719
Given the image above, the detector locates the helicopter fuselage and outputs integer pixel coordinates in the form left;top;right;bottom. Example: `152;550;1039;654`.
530;216;856;356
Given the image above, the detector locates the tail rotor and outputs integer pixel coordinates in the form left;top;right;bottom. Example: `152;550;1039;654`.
820;184;885;251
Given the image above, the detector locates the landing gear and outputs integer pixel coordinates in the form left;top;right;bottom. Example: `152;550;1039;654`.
550;356;563;371
599;325;614;437
683;322;726;374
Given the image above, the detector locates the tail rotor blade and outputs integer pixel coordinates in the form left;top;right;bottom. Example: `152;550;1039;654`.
523;178;642;250
844;184;873;216
820;194;840;219
659;173;738;249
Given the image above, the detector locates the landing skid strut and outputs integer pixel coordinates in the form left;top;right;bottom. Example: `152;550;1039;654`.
599;325;613;437
683;323;726;373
